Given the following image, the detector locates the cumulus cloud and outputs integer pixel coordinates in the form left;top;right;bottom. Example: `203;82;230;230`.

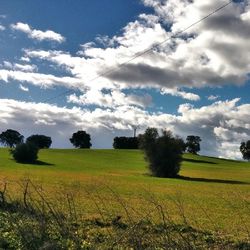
0;98;249;159
17;0;250;105
0;24;5;31
0;69;83;89
11;22;65;43
67;89;152;108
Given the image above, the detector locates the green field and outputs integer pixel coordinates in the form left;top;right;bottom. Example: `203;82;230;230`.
0;148;250;243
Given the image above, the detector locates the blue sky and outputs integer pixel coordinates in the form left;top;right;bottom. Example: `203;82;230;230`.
0;0;250;159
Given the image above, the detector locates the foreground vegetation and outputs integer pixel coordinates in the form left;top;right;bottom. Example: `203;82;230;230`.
0;148;249;249
0;180;248;250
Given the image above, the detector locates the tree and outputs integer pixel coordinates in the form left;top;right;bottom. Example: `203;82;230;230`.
186;135;201;154
70;130;92;148
139;128;185;178
11;143;39;163
240;140;250;161
26;134;52;149
113;137;139;149
0;129;24;148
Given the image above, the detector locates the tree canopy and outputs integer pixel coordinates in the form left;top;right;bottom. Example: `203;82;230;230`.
26;134;52;149
0;129;24;148
70;130;92;148
186;135;201;154
240;140;250;161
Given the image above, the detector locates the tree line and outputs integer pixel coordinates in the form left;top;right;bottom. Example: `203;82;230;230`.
0;128;249;178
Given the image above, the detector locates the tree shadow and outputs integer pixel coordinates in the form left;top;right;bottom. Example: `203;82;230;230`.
34;160;54;166
182;158;217;165
206;156;243;163
10;159;54;166
178;175;249;185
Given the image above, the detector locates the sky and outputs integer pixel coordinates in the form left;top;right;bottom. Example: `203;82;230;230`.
0;0;250;159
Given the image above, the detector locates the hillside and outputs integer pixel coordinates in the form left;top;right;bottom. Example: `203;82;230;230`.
0;148;249;243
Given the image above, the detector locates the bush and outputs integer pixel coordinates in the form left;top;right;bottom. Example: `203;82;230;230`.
11;143;39;163
139;128;184;178
113;137;139;149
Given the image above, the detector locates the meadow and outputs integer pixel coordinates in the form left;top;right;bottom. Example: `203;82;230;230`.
0;148;249;249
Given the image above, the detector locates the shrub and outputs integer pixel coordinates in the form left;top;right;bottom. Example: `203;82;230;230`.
11;143;39;163
139;128;184;177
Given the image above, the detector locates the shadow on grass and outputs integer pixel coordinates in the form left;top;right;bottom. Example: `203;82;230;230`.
178;175;249;185
183;158;217;165
206;156;243;163
10;159;54;166
34;160;54;166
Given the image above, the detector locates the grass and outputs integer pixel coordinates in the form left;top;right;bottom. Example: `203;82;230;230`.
0;148;250;243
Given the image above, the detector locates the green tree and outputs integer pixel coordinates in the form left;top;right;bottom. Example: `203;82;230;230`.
139;128;184;178
186;135;201;154
26;135;52;149
0;129;24;148
70;131;92;148
240;140;250;161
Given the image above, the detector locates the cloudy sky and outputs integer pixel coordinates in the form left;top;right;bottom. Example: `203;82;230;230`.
0;0;250;159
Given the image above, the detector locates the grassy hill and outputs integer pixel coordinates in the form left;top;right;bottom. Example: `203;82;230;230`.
0;148;249;244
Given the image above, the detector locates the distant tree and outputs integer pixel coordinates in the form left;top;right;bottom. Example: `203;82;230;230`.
113;137;139;149
139;128;185;178
240;140;250;161
0;129;24;148
11;143;39;163
26;135;52;149
186;135;201;154
70;130;92;148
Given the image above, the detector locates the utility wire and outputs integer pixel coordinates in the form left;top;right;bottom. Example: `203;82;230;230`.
45;0;233;103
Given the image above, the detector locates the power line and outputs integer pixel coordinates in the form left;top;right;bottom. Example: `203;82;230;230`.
45;0;233;103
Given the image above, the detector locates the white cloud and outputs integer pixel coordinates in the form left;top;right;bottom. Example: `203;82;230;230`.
0;98;249;159
0;24;5;31
0;69;83;89
11;22;65;43
20;57;31;62
19;0;250;105
19;84;29;92
208;95;220;101
161;88;200;101
67;89;152;108
2;61;37;72
3;61;12;69
14;63;37;72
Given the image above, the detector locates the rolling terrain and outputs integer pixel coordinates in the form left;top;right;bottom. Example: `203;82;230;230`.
0;148;249;243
